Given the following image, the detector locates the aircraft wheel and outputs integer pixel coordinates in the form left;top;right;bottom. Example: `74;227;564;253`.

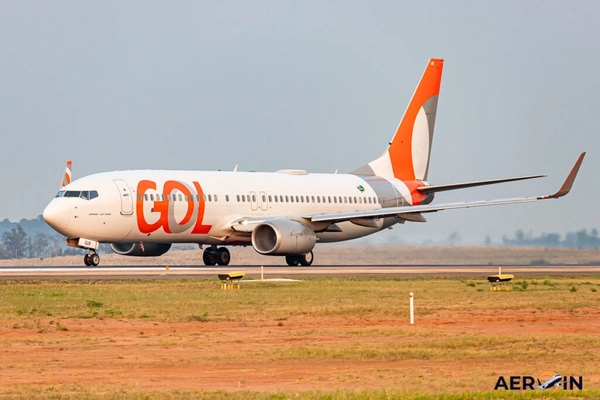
299;251;313;266
203;249;217;266
83;254;91;266
89;253;100;267
285;255;301;266
216;247;230;266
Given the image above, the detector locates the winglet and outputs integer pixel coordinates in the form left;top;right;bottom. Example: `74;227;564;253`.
61;160;72;188
540;152;585;199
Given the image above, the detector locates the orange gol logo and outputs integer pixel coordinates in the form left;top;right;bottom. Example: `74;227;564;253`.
136;180;212;235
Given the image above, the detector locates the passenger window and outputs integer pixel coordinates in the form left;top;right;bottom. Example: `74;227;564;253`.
300;196;304;203
225;195;229;202
328;196;331;203
214;195;218;202
262;195;266;202
333;197;337;203
268;195;272;202
280;195;283;202
311;196;315;203
295;196;299;202
317;196;320;203
252;195;256;202
344;196;347;203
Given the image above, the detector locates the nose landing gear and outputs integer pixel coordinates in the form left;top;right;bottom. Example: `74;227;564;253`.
84;251;100;267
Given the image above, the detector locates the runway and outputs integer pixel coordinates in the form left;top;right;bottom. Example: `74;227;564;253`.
1;264;599;280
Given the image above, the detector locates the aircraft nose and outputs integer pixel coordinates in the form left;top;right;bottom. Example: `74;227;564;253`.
43;199;70;234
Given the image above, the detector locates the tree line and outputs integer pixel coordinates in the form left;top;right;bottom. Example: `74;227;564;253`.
501;229;600;249
0;225;113;260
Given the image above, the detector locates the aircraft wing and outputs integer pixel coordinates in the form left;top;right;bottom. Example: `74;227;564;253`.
231;153;584;231
305;152;585;224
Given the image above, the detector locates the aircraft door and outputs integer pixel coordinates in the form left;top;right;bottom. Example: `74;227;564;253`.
250;191;258;211
393;185;408;207
113;179;134;215
259;191;268;211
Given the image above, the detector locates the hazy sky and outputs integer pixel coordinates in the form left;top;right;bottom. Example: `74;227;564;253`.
1;1;597;244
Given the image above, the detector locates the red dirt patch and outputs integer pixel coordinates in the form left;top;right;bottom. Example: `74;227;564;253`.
2;308;600;393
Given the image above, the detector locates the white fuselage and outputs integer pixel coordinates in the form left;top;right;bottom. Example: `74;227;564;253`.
43;169;417;248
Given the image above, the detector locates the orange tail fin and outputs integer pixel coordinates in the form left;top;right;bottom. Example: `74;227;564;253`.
352;59;444;181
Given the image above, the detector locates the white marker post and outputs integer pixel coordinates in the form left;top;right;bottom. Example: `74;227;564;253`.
261;265;264;281
409;292;414;325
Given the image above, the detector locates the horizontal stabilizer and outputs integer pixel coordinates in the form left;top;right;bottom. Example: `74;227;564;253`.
417;174;546;195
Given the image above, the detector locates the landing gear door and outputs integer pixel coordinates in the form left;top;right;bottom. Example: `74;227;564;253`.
114;179;134;215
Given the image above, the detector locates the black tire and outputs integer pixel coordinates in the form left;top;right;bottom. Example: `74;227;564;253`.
285;255;300;266
203;250;217;266
216;248;230;266
299;251;314;266
90;253;100;267
83;254;91;266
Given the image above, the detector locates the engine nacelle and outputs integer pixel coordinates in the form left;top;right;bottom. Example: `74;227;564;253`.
251;220;316;255
110;242;172;257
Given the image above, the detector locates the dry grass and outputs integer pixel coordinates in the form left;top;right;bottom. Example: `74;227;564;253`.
1;277;599;398
2;245;600;266
1;277;599;322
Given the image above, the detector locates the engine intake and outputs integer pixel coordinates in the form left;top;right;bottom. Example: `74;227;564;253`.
251;220;316;255
110;242;172;257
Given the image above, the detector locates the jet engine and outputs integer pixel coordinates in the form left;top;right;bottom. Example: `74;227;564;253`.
110;242;172;257
251;220;316;255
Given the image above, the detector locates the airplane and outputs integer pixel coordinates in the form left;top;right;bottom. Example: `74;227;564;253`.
534;374;562;390
42;58;585;267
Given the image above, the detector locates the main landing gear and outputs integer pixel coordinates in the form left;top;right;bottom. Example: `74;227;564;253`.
84;250;100;267
202;246;231;266
285;251;313;266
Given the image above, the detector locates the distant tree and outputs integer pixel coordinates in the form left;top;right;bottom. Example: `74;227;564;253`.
30;232;50;258
515;229;525;242
2;224;28;259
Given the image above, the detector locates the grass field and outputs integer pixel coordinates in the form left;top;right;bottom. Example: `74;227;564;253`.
1;276;599;399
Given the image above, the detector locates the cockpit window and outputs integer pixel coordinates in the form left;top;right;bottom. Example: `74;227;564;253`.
55;190;99;200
